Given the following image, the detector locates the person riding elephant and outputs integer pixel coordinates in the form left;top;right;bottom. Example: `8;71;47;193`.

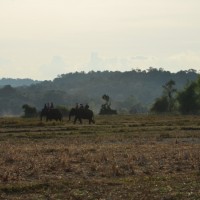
50;102;54;109
85;104;89;110
40;103;62;121
68;105;95;124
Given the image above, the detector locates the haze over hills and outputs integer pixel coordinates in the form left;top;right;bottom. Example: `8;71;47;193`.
0;78;40;87
0;68;198;116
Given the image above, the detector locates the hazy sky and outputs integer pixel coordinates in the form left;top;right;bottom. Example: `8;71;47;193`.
0;0;200;80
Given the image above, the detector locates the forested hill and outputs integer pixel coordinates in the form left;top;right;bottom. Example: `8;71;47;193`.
0;78;40;87
51;69;198;104
0;69;198;116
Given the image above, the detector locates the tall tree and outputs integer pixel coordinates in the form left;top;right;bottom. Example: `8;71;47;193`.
162;79;177;112
177;76;200;114
151;80;177;113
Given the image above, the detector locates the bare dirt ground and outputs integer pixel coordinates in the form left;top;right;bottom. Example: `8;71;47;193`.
0;115;200;200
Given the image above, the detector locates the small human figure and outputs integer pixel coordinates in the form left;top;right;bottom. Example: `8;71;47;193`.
44;103;48;110
50;102;54;109
85;104;89;110
75;103;79;110
79;104;84;109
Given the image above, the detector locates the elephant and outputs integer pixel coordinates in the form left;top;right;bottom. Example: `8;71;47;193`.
68;108;95;124
40;108;63;122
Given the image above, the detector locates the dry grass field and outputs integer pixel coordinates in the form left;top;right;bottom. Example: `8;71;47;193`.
0;114;200;200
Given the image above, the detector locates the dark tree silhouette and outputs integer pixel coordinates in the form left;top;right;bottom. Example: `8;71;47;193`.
22;104;37;118
102;94;111;109
99;94;117;115
177;76;200;114
151;80;177;113
150;96;169;113
162;79;177;112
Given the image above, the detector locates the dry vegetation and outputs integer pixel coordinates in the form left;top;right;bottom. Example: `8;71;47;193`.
0;115;200;199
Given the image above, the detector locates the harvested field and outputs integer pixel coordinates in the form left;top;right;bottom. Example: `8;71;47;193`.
0;115;200;200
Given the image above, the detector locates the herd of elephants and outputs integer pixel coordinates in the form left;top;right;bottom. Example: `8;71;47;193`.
40;96;118;124
40;106;95;124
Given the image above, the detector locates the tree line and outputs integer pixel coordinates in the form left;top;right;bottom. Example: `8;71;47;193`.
0;68;198;116
151;75;200;114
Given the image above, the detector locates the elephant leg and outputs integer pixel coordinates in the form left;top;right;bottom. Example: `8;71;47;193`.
79;118;82;124
68;115;71;121
74;116;77;124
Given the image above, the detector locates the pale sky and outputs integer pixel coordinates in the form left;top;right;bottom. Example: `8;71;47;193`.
0;0;200;80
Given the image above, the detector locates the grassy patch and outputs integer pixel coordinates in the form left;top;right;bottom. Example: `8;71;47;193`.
0;115;200;199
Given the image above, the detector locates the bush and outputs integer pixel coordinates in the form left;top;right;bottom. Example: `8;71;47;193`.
22;104;37;118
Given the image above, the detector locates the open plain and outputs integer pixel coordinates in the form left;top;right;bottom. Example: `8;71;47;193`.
0;115;200;200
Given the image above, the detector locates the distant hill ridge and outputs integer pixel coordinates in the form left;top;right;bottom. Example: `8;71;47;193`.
0;69;199;116
0;78;40;87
